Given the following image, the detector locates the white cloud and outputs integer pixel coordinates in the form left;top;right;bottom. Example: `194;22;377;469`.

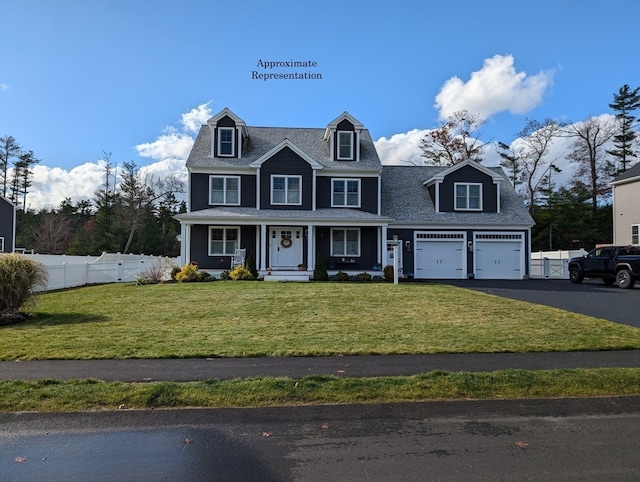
0;83;9;91
435;54;553;120
374;129;427;166
181;102;213;134
135;131;195;161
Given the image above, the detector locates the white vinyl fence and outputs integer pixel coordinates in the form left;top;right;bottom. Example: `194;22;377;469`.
530;249;588;279
23;253;178;291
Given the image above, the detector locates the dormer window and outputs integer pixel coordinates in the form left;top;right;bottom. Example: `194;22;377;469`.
337;131;354;160
455;183;482;210
218;127;235;157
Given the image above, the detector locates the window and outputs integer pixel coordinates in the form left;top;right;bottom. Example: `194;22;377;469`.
0;237;4;252
209;227;239;255
632;225;639;245
455;183;482;210
217;128;235;156
331;228;360;256
332;179;360;207
271;175;301;205
337;131;354;160
209;176;240;205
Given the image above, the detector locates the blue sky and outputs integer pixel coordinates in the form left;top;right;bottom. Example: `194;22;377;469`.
0;0;639;209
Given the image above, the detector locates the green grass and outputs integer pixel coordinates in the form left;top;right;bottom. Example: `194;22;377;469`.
1;368;638;412
1;282;639;360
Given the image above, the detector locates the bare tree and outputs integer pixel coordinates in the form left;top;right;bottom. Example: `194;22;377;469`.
0;135;21;198
420;110;486;165
34;210;74;254
565;116;616;209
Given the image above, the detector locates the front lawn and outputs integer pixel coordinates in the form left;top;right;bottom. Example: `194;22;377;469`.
1;282;639;360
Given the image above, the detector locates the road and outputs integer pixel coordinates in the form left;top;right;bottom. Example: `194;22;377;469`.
2;398;638;481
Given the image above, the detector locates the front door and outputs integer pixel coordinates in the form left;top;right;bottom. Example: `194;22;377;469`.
270;227;303;269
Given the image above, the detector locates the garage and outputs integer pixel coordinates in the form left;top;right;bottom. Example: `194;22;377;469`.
414;232;466;279
474;233;524;279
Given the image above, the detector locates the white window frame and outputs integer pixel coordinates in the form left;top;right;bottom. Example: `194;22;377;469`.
217;127;235;157
632;224;639;245
271;175;302;206
454;182;482;211
0;237;4;252
208;227;240;255
331;178;361;207
330;228;361;257
337;131;354;160
209;175;240;205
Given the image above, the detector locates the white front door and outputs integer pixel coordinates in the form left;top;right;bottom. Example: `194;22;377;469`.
270;227;303;269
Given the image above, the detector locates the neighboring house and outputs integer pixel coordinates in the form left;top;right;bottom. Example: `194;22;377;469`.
176;108;535;280
0;195;16;253
611;162;640;245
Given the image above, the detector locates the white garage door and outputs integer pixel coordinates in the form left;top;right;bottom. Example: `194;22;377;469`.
414;232;466;279
474;234;523;279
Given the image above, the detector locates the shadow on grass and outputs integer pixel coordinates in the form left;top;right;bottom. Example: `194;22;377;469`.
1;313;110;328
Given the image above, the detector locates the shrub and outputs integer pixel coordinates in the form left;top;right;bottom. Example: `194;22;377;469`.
383;265;394;281
357;272;372;282
219;270;231;281
175;263;212;282
0;253;49;324
313;254;328;281
137;257;178;284
246;253;258;279
336;270;349;282
229;265;255;281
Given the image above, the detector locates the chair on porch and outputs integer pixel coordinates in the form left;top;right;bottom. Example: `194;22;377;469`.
231;248;246;268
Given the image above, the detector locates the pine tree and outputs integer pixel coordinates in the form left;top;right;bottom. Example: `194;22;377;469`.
608;84;640;173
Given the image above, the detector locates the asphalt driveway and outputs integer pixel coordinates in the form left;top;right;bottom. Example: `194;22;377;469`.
442;278;640;328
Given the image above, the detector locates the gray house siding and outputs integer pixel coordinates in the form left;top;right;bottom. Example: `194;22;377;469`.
438;165;498;213
259;147;313;210
315;176;379;214
190;173;257;211
0;197;15;253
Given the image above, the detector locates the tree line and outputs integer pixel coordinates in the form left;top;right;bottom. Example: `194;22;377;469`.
420;84;639;251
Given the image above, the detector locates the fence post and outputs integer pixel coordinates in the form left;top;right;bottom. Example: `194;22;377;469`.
117;260;123;283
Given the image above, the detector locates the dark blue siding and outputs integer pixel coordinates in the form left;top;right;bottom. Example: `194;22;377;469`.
439;165;498;212
316;176;379;214
190;225;257;270
0;198;14;252
190;173;256;211
259;147;313;210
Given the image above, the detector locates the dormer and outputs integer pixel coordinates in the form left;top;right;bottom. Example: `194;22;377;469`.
207;108;249;159
423;160;504;214
323;112;364;162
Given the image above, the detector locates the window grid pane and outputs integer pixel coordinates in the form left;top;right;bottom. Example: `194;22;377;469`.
338;132;352;159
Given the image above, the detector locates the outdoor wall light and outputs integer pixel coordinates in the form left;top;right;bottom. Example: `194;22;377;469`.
405;240;411;251
468;241;473;252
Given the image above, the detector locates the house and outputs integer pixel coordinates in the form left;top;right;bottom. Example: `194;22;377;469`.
176;108;535;280
0;195;16;253
611;162;640;245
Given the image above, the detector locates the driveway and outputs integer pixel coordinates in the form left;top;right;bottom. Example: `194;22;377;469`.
441;279;640;328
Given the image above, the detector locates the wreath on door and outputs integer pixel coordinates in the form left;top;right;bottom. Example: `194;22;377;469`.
280;237;293;248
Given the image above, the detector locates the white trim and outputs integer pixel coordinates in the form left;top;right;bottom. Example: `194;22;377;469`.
0;236;4;252
632;224;639;245
454;182;483;211
331;178;361;208
473;231;525;280
208;226;240;256
250;139;323;169
330;227;361;257
337;131;354;160
217;127;235;157
209;175;241;205
270;175;302;206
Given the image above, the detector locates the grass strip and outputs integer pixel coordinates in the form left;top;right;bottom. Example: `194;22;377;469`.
1;283;639;360
1;368;639;412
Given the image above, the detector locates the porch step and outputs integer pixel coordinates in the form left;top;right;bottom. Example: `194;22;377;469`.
262;271;310;282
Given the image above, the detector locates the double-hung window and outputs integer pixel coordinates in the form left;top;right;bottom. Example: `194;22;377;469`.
331;228;360;257
271;175;301;205
337;131;354;160
209;176;240;205
454;183;482;210
209;227;239;255
632;225;639;245
217;128;235;156
332;179;360;207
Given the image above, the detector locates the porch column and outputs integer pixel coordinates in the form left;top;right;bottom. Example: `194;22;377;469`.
381;225;388;265
307;224;314;271
260;224;267;271
180;223;191;267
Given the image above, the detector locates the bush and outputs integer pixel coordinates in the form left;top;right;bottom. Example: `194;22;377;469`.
336;271;349;282
383;265;394;281
0;253;49;324
313;254;328;281
175;263;212;282
229;265;255;281
357;272;372;282
137;257;177;284
246;253;258;279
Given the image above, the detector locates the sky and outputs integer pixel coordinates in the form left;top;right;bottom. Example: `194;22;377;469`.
1;0;639;210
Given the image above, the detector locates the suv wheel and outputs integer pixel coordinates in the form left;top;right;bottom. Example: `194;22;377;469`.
616;269;636;289
569;266;584;284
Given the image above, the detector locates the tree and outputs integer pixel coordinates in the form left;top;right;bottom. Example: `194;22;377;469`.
500;119;564;212
420;110;486;165
565;116;616;210
33;210;74;254
11;150;40;210
0;135;21;198
607;84;640;173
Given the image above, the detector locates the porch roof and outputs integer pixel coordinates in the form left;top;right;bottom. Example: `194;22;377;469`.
175;207;392;226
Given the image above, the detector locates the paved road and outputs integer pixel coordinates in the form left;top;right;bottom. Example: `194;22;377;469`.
2;398;638;481
442;278;640;328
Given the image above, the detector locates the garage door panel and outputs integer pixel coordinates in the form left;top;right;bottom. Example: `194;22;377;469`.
415;235;465;279
475;239;522;279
